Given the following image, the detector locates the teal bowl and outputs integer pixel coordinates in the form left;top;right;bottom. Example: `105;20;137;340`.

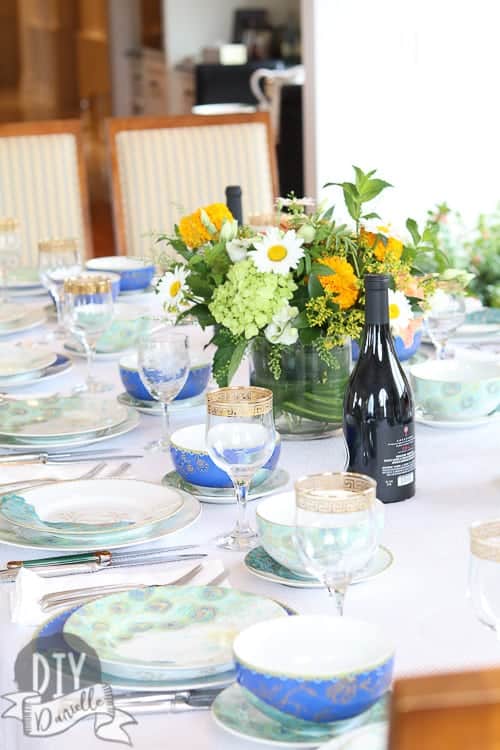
409;359;500;420
256;491;385;575
234;616;394;723
170;424;281;489
95;304;152;353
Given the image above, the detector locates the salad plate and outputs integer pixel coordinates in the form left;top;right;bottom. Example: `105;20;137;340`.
0;395;130;439
1;480;185;538
211;684;388;748
36;604;236;693
5;267;42;289
244;546;394;589
161;468;290;504
0;346;56;378
0;353;73;389
117;391;205;414
63;586;289;681
0;307;47;336
0;410;140;452
0;490;201;551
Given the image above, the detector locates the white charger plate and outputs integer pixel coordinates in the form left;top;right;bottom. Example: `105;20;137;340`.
0;395;130;439
0;410;140;452
3;479;185;538
0;346;56;378
0;488;201;552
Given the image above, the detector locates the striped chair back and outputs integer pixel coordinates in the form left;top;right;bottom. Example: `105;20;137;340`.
107;113;278;257
0;120;91;264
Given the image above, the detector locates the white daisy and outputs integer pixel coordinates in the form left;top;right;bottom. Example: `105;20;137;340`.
388;289;413;334
156;265;190;312
250;228;304;275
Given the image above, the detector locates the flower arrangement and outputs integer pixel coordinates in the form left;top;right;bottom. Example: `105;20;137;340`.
155;167;445;391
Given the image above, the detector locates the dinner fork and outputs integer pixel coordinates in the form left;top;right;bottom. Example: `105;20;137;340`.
40;563;204;612
0;461;107;493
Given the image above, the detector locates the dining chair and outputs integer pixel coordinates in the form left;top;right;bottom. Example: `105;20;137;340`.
389;667;500;749
0;119;92;264
107;112;278;257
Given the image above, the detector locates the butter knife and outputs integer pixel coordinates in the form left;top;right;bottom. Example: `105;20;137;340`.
0;451;143;465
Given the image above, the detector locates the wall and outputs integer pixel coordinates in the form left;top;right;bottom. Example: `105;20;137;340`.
302;0;500;228
163;0;300;67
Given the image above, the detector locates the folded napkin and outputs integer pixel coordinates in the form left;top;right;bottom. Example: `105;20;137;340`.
11;558;226;626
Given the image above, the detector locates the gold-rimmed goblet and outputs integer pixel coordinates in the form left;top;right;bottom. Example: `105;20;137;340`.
206;386;276;551
39;238;82;338
0;217;21;302
469;520;500;634
294;472;379;616
63;276;114;393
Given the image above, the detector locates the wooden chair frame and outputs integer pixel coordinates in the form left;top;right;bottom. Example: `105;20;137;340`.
107;112;279;256
0;119;92;258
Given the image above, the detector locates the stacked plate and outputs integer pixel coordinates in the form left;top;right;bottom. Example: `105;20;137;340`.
0;345;72;389
6;267;46;297
0;479;201;551
36;585;289;694
0;394;140;451
0;303;47;336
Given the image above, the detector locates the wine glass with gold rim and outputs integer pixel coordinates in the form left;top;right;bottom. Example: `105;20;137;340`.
294;472;379;615
206;386;277;551
469;520;500;634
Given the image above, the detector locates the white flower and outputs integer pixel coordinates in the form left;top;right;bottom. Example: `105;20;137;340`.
264;303;299;345
250;227;304;275
219;219;238;243
155;265;190;312
226;238;251;263
388;289;413;334
276;196;315;208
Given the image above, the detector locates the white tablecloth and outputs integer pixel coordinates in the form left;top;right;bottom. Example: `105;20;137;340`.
1;305;499;750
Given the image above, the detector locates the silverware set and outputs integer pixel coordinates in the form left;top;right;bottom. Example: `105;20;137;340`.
114;687;223;713
0;449;144;465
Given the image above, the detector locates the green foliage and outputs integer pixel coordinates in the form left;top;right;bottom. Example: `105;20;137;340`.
325;166;392;226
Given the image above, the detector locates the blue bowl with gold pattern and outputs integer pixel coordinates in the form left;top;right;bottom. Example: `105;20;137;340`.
119;354;211;402
234;616;394;723
86;256;155;292
170;424;281;489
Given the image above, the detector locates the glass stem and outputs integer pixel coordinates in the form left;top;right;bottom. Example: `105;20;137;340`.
234;480;251;534
326;583;347;616
82;338;94;387
54;292;63;329
438;338;447;359
160;401;170;445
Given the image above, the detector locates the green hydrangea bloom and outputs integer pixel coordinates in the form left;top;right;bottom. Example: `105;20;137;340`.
209;259;297;340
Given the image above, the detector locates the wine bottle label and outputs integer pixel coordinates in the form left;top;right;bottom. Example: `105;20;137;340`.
376;422;415;498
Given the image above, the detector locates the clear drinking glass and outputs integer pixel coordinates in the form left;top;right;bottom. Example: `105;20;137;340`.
294;472;378;616
206;387;276;551
469;520;500;635
0;218;21;302
138;330;190;452
38;238;82;338
425;287;466;359
63;276;114;393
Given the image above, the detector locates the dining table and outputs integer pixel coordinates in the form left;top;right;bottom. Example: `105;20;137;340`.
0;298;499;750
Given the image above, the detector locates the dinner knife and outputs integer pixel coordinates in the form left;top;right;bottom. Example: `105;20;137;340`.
5;544;201;570
0;451;144;464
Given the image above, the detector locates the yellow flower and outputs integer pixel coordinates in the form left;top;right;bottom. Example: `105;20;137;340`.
318;256;359;310
179;203;233;248
360;224;403;262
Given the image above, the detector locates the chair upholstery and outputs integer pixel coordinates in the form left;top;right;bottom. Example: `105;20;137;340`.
107;113;278;257
0;120;91;264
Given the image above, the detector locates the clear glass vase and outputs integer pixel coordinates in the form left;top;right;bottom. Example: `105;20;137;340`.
249;339;351;440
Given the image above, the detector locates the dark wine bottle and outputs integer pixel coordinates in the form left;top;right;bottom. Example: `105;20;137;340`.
225;185;243;225
343;274;416;503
